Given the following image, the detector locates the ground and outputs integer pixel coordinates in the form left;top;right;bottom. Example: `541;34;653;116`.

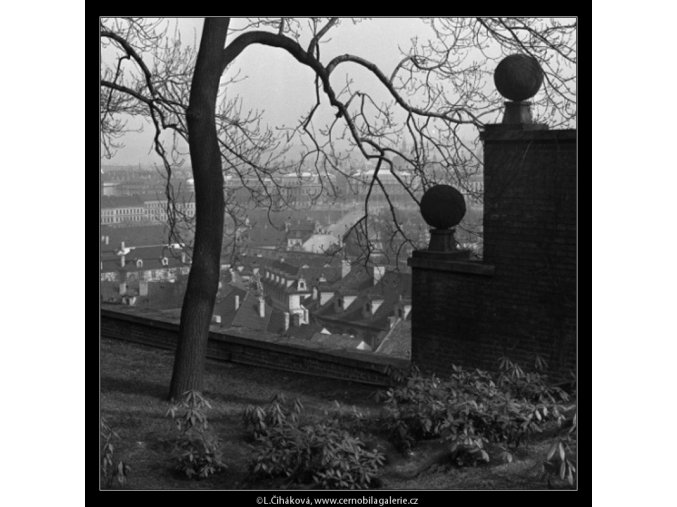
100;337;574;490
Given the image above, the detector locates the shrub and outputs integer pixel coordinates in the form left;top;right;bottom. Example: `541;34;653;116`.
100;418;130;488
167;390;227;480
543;411;577;487
245;395;385;489
381;357;573;466
243;393;303;440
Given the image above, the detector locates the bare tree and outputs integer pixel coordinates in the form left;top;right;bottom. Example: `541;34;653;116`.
100;16;576;399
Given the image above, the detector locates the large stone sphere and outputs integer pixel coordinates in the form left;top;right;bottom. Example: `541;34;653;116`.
420;185;466;229
494;54;543;102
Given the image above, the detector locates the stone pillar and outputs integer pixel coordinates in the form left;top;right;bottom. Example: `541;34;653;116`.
408;54;576;381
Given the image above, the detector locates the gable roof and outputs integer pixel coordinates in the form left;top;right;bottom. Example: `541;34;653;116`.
375;319;411;359
314;269;411;332
212;285;248;328
329;265;373;295
310;333;372;351
101;195;145;208
100;244;190;273
230;292;272;332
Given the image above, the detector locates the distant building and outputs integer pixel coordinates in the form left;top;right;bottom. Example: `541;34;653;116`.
308;263;412;350
100;242;191;285
100;193;195;225
100;196;146;224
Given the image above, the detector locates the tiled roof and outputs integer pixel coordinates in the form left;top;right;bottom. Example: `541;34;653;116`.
310;333;372;351
101;195;145;208
271;260;300;276
314;270;411;332
100;224;192;249
212;285;248;328
329;266;372;295
286;321;323;341
288;219;316;232
245;224;286;248
375;319;411;359
298;266;341;285
266;307;288;334
287;230;313;240
100;279;187;309
100;245;190;273
231;292;272;332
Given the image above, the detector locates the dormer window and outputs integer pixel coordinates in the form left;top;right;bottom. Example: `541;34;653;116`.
298;279;306;291
136;259;143;268
161;257;169;266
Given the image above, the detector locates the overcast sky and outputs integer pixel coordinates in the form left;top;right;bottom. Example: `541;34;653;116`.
102;17;447;166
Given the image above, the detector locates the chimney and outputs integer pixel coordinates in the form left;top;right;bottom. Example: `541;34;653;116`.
139;280;148;297
283;312;290;332
105;235;109;245
213;315;222;325
341;259;351;279
372;265;386;286
119;241;126;268
258;297;265;318
234;294;240;311
181;251;187;264
303;307;309;325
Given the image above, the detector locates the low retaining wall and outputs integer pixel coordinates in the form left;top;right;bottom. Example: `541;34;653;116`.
100;307;409;386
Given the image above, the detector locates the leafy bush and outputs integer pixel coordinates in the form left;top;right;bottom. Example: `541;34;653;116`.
100;418;130;488
243;393;304;440
244;395;385;489
381;357;573;467
167;390;227;480
543;412;577;487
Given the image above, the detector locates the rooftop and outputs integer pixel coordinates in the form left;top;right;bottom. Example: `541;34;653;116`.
375;318;411;359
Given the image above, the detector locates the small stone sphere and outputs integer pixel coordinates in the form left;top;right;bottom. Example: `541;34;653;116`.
494;54;543;102
420;185;466;229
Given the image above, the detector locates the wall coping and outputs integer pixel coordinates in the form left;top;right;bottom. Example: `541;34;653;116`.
408;252;495;276
480;126;576;143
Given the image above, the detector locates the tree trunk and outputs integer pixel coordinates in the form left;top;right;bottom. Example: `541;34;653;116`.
169;18;230;400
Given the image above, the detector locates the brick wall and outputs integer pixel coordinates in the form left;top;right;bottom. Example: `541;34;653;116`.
101;308;408;386
410;126;576;381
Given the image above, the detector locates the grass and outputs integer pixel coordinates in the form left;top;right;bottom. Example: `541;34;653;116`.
100;337;575;490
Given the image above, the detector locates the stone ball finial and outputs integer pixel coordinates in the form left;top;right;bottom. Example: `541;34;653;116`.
494;54;543;102
420;184;466;230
